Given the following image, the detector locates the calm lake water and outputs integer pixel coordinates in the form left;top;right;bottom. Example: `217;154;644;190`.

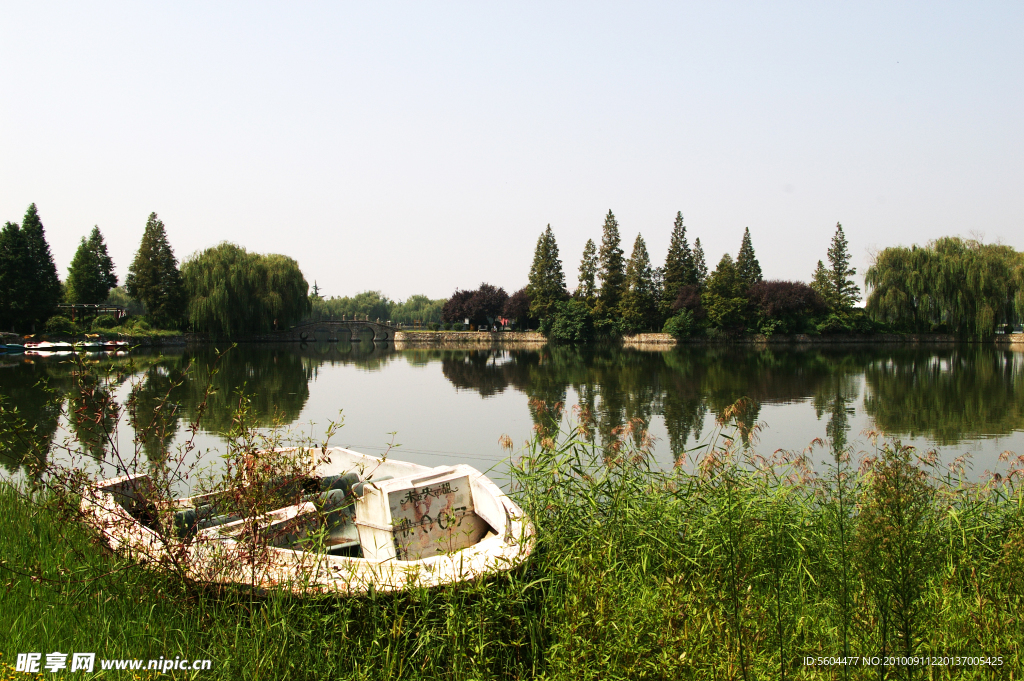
2;342;1023;486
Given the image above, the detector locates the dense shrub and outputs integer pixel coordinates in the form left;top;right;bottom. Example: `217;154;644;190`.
43;315;75;336
92;314;119;330
545;299;594;343
441;290;474;324
672;284;706;320
502;287;531;325
442;284;508;327
748;280;826;334
663;309;699;338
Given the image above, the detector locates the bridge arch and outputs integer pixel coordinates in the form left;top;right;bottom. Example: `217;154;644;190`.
290;320;396;343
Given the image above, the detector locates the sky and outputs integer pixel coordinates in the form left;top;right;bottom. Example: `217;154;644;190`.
2;2;1022;302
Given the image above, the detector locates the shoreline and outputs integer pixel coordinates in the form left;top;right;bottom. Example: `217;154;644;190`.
12;330;1024;349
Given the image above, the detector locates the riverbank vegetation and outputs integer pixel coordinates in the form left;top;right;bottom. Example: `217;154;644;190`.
1;391;1022;679
5;202;1024;341
443;216;883;342
442;213;1024;342
0;204;446;338
310;291;446;326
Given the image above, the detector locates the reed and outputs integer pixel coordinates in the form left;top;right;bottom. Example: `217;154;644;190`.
2;390;1024;678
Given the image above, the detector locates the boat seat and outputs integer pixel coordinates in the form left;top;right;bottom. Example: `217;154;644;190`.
174;504;241;537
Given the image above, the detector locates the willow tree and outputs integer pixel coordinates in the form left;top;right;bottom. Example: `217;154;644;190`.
182;242;310;336
866;237;1024;337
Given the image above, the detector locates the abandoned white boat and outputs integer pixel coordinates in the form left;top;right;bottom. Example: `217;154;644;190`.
80;447;535;595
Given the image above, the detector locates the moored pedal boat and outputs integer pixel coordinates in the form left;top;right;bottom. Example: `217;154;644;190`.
80;447;534;595
24;341;74;353
73;340;107;352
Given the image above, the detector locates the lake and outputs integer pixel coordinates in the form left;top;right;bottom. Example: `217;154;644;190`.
2;341;1023;486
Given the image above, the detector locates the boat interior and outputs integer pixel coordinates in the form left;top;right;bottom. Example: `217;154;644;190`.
96;459;499;562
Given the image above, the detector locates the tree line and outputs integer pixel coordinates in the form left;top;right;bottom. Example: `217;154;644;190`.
444;212;869;341
6;201;1021;340
0;205;312;337
309;290;446;326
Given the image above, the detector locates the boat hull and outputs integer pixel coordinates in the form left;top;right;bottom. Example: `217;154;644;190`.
80;448;535;595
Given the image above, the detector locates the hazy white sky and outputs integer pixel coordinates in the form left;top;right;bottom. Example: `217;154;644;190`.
2;2;1022;301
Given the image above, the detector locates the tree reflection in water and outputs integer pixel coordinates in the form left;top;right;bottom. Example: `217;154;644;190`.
863;348;1024;445
2;343;1023;474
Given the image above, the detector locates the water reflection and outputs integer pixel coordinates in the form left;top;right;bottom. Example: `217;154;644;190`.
1;343;1023;475
171;345;312;435
863;348;1024;445
0;359;62;473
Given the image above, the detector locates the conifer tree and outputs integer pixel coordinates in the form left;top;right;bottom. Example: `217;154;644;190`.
0;222;34;331
811;260;831;303
736;227;763;288
662;212;695;317
66;227;118;305
702;253;748;331
826;223;860;309
575;238;598;304
619;233;658;332
811;224;860;312
692;238;708;289
20;204;62;329
88;226;117;293
66;239;103;305
126;213;187;328
597;210;625;316
526;224;568;321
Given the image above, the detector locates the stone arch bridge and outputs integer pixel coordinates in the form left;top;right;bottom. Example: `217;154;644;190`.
279;320;398;343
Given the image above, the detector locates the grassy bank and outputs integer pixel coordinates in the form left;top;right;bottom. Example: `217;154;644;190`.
2;408;1023;679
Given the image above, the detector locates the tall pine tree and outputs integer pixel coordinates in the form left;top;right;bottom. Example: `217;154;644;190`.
20;204;62;330
619;233;658;332
811;260;830;303
575;238;598;304
662;211;695;318
692;238;708;289
596;210;625;316
826;223;860;309
526;224;568;321
126;213;186;328
811;223;860;312
66;227;118;305
66;238;103;305
735;227;763;289
0;222;34;331
88;226;117;293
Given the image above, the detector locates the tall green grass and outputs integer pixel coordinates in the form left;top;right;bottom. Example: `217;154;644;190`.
2;400;1024;679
